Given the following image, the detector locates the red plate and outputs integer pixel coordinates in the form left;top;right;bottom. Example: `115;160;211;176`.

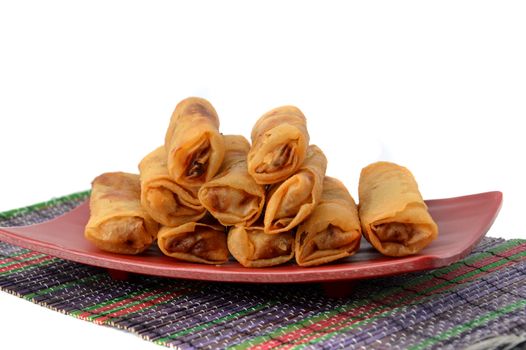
0;192;502;283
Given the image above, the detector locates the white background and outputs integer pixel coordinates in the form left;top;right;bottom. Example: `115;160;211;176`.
1;1;525;349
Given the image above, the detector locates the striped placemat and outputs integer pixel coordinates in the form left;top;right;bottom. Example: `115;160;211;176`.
1;193;525;350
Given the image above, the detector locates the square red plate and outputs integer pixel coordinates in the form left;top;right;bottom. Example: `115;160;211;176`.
0;191;502;283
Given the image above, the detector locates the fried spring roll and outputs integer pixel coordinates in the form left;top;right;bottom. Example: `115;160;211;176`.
85;172;158;254
228;225;294;267
164;97;225;188
198;135;265;226
358;161;439;257
295;177;361;266
264;145;327;234
139;147;206;227
157;219;228;264
247;106;309;184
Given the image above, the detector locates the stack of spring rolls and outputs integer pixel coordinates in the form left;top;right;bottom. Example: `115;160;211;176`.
84;97;438;267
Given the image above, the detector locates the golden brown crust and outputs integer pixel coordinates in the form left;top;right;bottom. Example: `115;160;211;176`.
139;146;206;227
358;161;439;256
295;177;361;266
247;106;309;184
264;145;327;234
164;97;225;188
227;225;294;267
157;220;228;264
84;172;158;254
198;135;265;226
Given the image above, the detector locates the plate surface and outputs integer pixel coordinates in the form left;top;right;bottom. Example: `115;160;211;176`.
0;192;502;283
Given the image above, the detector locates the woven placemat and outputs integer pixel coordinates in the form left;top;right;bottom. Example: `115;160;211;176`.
1;193;525;350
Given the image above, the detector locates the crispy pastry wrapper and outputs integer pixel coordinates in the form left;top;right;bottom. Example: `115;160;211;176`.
358;161;439;257
227;225;294;267
85;172;159;254
157;218;228;264
164;97;225;188
139;146;206;227
247;106;309;184
295;177;361;266
264;145;327;234
198;135;265;226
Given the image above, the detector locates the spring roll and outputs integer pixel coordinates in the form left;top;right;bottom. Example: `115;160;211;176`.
139;146;206;227
164;97;225;188
295;177;361;266
157;218;228;264
358;161;439;257
198;135;265;226
228;225;294;267
247;106;309;184
264;145;327;234
85;172;158;254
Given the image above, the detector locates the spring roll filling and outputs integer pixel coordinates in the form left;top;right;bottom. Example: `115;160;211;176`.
251;233;293;260
313;225;349;250
98;217;150;249
201;186;260;218
255;142;297;174
185;138;211;180
166;227;226;261
145;187;198;217
298;225;357;258
373;222;430;245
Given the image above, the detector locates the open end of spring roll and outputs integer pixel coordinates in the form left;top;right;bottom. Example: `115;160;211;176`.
247;106;309;184
158;221;228;264
164;97;225;188
264;145;327;234
84;172;158;254
198;135;265;226
140;146;206;227
295;177;361;266
228;226;294;267
358;161;439;257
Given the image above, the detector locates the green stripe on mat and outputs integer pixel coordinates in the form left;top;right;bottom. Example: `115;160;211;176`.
88;291;174;322
71;285;191;322
71;289;158;316
291;302;401;350
0;252;48;268
365;239;523;302
155;301;276;345
0;248;33;262
231;240;525;349
408;299;526;350
0;190;90;220
0;257;59;276
72;287;186;316
102;293;179;325
24;273;106;301
421;250;526;295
